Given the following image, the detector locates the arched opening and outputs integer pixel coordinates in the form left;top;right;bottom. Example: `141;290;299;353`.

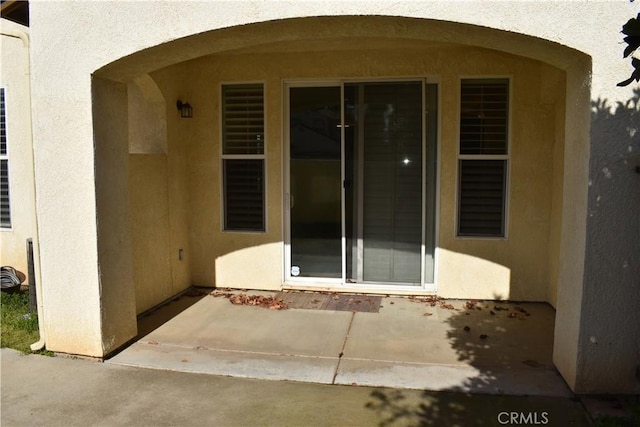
92;16;591;390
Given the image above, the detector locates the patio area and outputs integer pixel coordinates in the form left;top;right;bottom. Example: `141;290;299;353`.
107;289;571;397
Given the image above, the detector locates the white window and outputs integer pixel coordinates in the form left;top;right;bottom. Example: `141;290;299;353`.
457;79;509;237
221;83;265;232
0;87;11;229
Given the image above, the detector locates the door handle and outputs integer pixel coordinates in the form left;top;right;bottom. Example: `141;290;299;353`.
290;194;295;209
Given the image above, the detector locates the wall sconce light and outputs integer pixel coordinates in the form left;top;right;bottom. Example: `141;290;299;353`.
176;100;193;118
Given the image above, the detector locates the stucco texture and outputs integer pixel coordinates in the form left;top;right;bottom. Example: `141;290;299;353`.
0;20;36;282
145;42;565;305
28;1;639;393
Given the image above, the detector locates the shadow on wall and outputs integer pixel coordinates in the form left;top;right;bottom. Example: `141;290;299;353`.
583;88;640;393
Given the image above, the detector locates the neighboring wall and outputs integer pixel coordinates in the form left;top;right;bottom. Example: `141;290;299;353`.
0;19;35;281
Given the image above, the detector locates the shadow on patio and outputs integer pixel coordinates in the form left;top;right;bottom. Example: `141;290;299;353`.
108;288;571;400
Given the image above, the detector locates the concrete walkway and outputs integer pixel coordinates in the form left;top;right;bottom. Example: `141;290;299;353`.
108;292;571;397
1;348;590;426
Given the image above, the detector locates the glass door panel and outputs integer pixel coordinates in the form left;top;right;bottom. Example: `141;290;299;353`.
345;82;423;285
288;81;428;286
289;86;342;278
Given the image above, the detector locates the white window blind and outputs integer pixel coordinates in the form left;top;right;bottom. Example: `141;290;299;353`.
0;88;10;229
457;79;509;237
223;159;264;231
221;83;265;231
458;159;506;236
222;84;264;155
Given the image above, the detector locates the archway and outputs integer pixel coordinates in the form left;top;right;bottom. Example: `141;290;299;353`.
92;17;590;392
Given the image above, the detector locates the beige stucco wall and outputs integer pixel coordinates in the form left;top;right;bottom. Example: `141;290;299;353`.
128;138;191;314
28;1;639;393
92;77;138;354
127;73;191;315
151;43;565;303
0;20;36;282
129;154;174;313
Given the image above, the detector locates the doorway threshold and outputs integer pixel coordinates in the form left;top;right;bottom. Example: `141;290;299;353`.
282;282;437;296
275;291;382;313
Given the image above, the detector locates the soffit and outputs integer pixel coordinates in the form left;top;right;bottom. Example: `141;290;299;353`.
216;36;459;55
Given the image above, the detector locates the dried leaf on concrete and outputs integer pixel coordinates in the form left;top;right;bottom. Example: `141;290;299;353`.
227;293;289;310
210;291;235;299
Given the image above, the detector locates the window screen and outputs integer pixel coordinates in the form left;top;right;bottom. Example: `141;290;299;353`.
222;84;264;155
221;83;265;232
458;159;506;236
223;159;264;231
457;79;508;237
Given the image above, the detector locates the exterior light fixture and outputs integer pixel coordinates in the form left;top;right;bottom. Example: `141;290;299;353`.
176;100;193;118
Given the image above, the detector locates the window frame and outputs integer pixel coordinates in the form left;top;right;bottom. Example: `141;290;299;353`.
0;87;11;230
456;77;511;239
220;82;267;233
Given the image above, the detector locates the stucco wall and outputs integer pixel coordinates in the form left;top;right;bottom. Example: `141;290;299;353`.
579;89;640;393
28;0;639;392
152;43;564;302
0;20;35;283
127;72;191;315
93;77;138;354
129;154;174;314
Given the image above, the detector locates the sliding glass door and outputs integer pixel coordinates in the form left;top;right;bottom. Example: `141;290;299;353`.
345;82;423;284
287;80;436;287
289;86;342;278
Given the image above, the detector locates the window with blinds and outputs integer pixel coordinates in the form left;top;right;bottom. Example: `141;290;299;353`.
0;88;11;229
457;79;509;237
221;83;265;231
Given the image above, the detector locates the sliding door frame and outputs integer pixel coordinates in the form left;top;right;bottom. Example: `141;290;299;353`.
283;78;439;293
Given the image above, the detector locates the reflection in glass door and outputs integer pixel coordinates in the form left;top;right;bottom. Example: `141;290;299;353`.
345;82;423;284
287;81;434;287
289;86;342;278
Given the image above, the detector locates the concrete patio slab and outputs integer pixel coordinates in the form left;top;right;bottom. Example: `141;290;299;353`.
110;341;339;383
108;291;572;398
334;359;572;397
137;295;352;357
345;299;555;369
344;300;461;365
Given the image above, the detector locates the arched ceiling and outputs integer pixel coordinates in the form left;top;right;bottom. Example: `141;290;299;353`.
94;15;587;82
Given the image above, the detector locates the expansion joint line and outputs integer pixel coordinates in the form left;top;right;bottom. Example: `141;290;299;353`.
332;311;356;384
